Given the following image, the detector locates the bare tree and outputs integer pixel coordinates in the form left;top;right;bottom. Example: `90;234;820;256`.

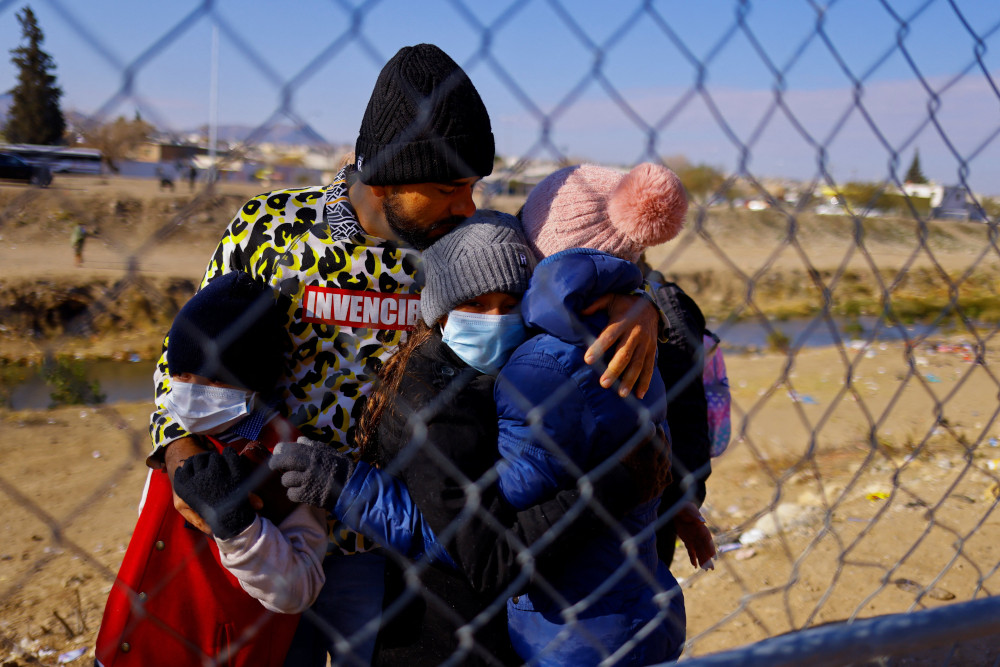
78;114;155;173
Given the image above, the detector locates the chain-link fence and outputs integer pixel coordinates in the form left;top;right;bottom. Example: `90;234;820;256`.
1;1;999;665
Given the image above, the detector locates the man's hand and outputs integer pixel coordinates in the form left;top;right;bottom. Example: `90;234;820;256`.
164;436;213;534
674;502;717;570
581;294;658;399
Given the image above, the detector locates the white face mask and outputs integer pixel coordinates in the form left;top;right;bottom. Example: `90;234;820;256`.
164;382;255;435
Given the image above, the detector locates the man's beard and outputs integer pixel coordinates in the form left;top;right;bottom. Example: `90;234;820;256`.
383;196;465;251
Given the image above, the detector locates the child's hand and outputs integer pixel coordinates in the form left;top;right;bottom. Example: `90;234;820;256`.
675;502;717;570
268;437;356;511
173;448;258;540
164;436;213;534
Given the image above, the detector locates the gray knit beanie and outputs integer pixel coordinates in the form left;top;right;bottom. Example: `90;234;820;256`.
420;210;536;326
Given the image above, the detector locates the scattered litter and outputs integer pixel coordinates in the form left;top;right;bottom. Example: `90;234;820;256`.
865;491;890;501
58;647;88;663
986;460;1000;471
789;391;818;405
747;503;822;540
924;374;941;383
847;517;869;523
893;578;955;601
79;411;88;419
18;638;42;654
733;548;756;561
893;578;922;594
989;438;998;447
928;587;956;601
718;542;742;554
129;353;141;362
985;483;999;501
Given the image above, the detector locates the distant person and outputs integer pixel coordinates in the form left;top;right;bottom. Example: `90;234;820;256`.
95;271;328;667
187;164;197;191
70;223;88;267
156;165;174;191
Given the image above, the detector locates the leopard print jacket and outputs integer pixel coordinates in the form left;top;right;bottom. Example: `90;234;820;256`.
149;167;422;552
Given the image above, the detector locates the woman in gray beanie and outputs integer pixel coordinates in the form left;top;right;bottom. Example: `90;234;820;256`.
269;209;661;665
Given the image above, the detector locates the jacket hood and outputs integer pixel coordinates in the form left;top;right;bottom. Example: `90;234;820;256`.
520;248;643;345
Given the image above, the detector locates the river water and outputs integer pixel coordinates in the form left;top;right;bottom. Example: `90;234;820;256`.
4;317;964;410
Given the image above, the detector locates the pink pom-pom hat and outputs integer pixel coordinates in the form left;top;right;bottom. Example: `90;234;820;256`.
519;162;687;262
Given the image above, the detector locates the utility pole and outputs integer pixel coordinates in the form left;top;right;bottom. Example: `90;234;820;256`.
208;23;219;187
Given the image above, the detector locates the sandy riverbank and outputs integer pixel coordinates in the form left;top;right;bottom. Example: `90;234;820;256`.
1;176;998;664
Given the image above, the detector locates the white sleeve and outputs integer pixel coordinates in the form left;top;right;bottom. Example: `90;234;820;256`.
215;504;328;613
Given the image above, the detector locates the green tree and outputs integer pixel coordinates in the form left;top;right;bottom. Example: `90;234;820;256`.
3;6;65;145
675;163;726;203
905;149;928;184
837;181;882;211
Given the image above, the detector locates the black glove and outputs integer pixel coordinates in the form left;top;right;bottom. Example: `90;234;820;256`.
268;437;356;511
173;447;258;540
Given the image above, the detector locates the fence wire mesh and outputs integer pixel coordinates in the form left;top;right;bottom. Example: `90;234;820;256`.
1;1;999;665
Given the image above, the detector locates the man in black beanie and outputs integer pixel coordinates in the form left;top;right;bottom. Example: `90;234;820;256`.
350;43;495;251
143;43;661;667
145;43;498;667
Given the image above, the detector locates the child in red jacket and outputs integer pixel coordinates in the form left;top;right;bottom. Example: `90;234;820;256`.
96;271;327;667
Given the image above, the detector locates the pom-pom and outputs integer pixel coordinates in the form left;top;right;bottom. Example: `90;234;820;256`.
607;163;687;248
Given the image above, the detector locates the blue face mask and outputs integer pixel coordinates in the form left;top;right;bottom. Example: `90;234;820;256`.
441;310;528;376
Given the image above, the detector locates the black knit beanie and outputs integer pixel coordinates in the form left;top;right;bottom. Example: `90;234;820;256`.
167;272;286;393
355;43;495;186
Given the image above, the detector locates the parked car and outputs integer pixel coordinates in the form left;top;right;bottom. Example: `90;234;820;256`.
0;152;52;187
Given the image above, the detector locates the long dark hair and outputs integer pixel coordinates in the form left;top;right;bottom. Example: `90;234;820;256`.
355;320;436;463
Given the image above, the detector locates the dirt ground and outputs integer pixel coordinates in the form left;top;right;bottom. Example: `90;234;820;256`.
1;176;999;665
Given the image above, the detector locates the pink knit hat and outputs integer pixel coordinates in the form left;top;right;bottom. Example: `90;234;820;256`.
519;162;687;261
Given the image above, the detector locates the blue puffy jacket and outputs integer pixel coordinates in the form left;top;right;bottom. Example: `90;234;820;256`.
495;248;686;665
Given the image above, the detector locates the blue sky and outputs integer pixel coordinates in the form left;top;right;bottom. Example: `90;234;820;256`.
2;0;1000;194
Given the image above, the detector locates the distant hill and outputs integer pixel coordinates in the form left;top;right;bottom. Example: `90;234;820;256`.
58;109;342;148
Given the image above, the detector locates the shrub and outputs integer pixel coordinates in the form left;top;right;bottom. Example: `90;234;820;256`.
41;357;105;407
